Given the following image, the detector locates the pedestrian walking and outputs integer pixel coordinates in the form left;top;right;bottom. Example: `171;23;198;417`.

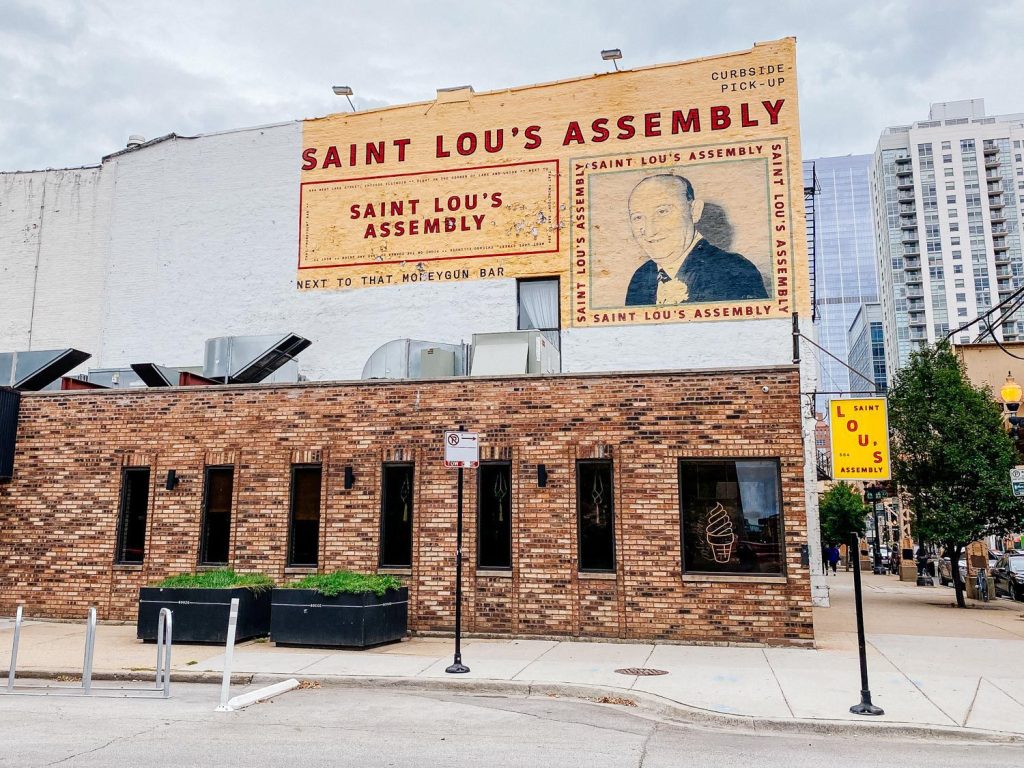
827;543;840;575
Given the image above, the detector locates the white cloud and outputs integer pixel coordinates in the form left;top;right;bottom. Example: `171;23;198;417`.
1;0;1023;169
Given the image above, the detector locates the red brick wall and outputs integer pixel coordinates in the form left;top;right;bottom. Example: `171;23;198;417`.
0;367;813;644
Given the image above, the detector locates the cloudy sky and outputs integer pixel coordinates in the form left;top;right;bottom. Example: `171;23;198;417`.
2;0;1023;171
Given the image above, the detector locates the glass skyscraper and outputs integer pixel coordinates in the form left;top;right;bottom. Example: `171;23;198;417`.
806;154;879;407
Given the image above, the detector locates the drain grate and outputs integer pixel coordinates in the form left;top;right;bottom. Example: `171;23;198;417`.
614;667;668;676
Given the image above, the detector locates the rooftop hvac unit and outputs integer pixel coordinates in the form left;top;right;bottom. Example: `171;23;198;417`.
362;339;469;380
0;349;91;391
470;331;560;376
86;368;148;389
204;333;311;384
130;363;219;388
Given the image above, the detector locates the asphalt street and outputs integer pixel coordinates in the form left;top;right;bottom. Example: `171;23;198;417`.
0;682;1021;767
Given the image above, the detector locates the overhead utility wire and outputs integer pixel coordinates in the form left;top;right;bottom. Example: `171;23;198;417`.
943;282;1024;344
975;287;1024;344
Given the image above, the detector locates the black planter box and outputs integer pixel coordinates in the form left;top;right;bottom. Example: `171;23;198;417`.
270;587;408;648
137;587;271;643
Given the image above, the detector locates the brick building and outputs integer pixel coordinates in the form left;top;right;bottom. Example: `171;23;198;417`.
0;40;825;642
0;368;812;644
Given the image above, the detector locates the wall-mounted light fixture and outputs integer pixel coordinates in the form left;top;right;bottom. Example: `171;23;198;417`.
164;469;179;491
344;465;355;490
537;464;548;488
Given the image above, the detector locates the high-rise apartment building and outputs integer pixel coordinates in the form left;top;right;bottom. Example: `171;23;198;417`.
807;155;879;401
871;100;1024;381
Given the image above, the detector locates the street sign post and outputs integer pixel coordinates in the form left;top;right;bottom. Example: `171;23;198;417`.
444;431;480;468
1011;466;1024;498
443;430;478;674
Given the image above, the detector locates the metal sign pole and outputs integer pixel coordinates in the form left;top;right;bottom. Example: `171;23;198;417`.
849;531;883;715
446;464;469;674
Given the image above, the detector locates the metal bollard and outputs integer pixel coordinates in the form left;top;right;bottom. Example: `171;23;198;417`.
156;607;173;696
7;606;23;691
82;607;97;695
216;598;240;712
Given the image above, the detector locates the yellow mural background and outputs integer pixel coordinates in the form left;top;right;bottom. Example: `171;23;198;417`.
299;38;806;327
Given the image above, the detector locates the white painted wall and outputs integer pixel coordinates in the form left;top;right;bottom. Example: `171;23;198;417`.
2;123;802;380
0;167;111;356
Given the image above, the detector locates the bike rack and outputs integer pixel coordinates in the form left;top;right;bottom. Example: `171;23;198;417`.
3;605;173;698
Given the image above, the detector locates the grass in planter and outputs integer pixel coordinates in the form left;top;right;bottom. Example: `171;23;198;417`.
151;569;274;592
285;571;402;597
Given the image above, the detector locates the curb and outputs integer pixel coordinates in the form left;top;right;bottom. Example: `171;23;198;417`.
244;673;1024;745
5;668;1022;743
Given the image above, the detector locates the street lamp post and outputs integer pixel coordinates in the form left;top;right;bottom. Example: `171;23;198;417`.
1000;372;1023;441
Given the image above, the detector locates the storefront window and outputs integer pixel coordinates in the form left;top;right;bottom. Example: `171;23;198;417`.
115;467;150;564
380;463;414;567
288;465;322;567
199;466;234;565
577;460;615;572
478;462;512;569
679;460;783;574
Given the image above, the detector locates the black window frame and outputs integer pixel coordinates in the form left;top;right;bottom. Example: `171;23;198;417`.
678;457;785;576
287;463;323;568
115;467;151;565
379;462;415;568
199;465;235;566
517;276;561;350
576;459;616;573
477;461;513;570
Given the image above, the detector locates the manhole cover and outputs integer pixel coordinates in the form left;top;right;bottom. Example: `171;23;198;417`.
614;667;668;676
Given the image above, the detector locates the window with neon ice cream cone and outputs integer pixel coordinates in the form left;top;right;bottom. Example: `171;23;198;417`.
679;460;783;574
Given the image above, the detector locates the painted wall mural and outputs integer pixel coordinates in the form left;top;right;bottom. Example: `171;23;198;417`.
298;38;806;327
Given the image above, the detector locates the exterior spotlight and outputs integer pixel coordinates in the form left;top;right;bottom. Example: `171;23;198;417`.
600;49;623;71
332;85;356;112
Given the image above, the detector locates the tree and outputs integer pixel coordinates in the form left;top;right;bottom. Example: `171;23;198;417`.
887;341;1024;607
819;482;868;552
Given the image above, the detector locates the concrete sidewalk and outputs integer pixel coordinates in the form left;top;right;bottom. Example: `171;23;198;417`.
3;571;1024;740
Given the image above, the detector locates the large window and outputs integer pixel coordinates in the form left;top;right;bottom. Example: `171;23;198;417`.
380;463;414;567
478;462;512;569
679;460;783;574
199;466;234;565
517;277;560;350
288;465;322;567
577;460;615;572
115;467;150;564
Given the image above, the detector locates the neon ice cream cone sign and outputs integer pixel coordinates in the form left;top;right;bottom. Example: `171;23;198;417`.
705;502;736;563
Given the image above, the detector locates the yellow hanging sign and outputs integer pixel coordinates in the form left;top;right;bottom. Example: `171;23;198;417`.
829;398;891;480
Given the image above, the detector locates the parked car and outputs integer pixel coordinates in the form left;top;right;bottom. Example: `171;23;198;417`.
992;554;1024;601
938;557;967;587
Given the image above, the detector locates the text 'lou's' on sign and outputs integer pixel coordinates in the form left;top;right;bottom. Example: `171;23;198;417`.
829;398;891;480
444;431;480;468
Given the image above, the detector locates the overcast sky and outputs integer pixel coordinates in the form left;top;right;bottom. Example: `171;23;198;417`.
2;0;1023;171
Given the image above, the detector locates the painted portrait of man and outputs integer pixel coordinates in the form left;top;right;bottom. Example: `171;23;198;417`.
623;174;768;307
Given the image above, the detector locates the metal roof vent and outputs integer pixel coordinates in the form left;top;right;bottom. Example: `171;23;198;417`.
204;333;312;385
0;349;91;391
127;134;146;148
